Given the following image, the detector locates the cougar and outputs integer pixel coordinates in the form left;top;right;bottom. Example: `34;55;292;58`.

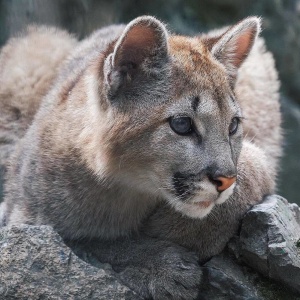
0;16;281;299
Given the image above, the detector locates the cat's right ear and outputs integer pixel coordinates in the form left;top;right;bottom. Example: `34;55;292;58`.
103;16;169;98
204;17;260;87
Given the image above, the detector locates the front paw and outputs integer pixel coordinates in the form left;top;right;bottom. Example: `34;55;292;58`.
115;245;202;300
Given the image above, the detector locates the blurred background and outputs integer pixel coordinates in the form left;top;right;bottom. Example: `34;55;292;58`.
0;0;299;204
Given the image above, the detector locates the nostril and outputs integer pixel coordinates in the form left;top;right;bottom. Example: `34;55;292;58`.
209;176;236;192
208;176;222;188
212;179;222;188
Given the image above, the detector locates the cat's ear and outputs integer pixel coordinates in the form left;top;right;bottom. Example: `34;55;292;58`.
103;16;169;97
208;17;261;85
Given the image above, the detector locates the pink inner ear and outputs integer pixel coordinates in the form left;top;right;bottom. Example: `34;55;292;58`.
117;25;158;66
233;29;254;68
124;25;157;51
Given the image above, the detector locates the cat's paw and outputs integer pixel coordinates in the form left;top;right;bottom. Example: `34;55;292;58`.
116;245;202;300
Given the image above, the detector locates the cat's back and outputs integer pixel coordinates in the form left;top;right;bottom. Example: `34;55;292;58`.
236;37;281;171
0;24;125;179
0;24;125;137
0;26;77;134
0;26;77;178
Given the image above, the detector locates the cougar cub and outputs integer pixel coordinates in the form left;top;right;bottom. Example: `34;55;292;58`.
0;16;281;299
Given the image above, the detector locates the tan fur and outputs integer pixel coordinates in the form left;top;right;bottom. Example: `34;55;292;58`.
0;16;281;299
0;26;77;171
0;26;77;133
235;37;281;171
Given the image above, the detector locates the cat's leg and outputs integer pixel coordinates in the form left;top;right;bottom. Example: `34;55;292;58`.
68;235;202;300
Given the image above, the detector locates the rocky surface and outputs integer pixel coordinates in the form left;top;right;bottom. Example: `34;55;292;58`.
200;195;300;299
0;195;299;299
200;251;300;300
238;195;300;294
201;253;283;300
0;225;139;300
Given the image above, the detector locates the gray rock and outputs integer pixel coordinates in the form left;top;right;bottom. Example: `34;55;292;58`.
238;195;300;294
0;225;139;300
200;250;300;300
1;196;299;299
200;253;261;300
199;195;300;299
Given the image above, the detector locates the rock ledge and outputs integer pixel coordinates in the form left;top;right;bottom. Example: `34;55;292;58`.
0;195;299;299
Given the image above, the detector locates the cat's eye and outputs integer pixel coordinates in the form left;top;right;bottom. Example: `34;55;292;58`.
229;117;240;135
169;116;193;135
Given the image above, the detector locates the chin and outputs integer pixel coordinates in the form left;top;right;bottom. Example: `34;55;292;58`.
162;190;214;218
165;183;236;219
167;198;215;219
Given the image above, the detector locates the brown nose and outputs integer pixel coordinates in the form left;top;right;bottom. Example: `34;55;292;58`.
211;176;236;192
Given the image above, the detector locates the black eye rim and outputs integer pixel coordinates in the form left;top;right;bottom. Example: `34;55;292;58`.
169;116;193;135
229;117;240;136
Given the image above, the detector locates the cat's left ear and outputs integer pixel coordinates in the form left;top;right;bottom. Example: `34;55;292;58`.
103;16;169;99
209;17;261;85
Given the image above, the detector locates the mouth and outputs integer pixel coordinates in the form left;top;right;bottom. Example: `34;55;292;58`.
194;200;213;208
161;174;235;219
175;199;215;219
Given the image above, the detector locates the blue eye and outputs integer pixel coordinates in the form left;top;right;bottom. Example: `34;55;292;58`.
169;116;193;135
229;117;240;135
